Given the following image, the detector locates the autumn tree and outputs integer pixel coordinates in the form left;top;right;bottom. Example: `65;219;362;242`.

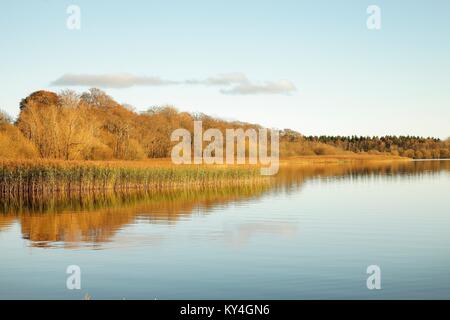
17;90;107;159
81;88;144;160
0;110;38;159
19;90;59;111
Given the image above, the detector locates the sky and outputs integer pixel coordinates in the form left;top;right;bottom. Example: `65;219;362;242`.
1;0;449;138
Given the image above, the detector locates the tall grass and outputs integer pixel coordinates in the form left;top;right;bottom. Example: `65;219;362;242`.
0;160;266;198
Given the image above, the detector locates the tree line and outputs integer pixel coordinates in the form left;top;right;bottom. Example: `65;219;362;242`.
1;88;448;160
303;135;450;159
1;89;262;160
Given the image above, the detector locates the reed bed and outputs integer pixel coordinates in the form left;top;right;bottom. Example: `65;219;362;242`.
0;159;266;198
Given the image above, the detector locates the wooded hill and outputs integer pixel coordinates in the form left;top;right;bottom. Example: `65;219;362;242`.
1;89;448;160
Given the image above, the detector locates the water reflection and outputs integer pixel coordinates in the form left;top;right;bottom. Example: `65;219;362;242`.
0;184;271;248
0;160;449;249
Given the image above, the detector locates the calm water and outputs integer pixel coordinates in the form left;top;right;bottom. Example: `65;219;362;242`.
1;160;449;299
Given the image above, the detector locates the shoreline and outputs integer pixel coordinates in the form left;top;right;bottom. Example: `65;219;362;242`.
279;154;411;166
0;154;412;168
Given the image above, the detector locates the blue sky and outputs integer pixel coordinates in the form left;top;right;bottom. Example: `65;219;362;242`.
1;0;449;138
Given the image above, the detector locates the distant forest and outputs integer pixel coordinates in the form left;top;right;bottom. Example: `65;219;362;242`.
302;135;450;159
1;89;449;160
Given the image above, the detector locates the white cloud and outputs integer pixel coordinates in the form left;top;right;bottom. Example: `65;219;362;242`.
51;73;178;88
204;73;249;85
220;80;297;95
185;73;249;86
51;73;297;95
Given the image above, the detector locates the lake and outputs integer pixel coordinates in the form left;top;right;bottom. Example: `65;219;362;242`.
0;160;449;299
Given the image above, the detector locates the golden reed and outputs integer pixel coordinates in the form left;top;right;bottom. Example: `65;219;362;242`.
0;159;268;198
